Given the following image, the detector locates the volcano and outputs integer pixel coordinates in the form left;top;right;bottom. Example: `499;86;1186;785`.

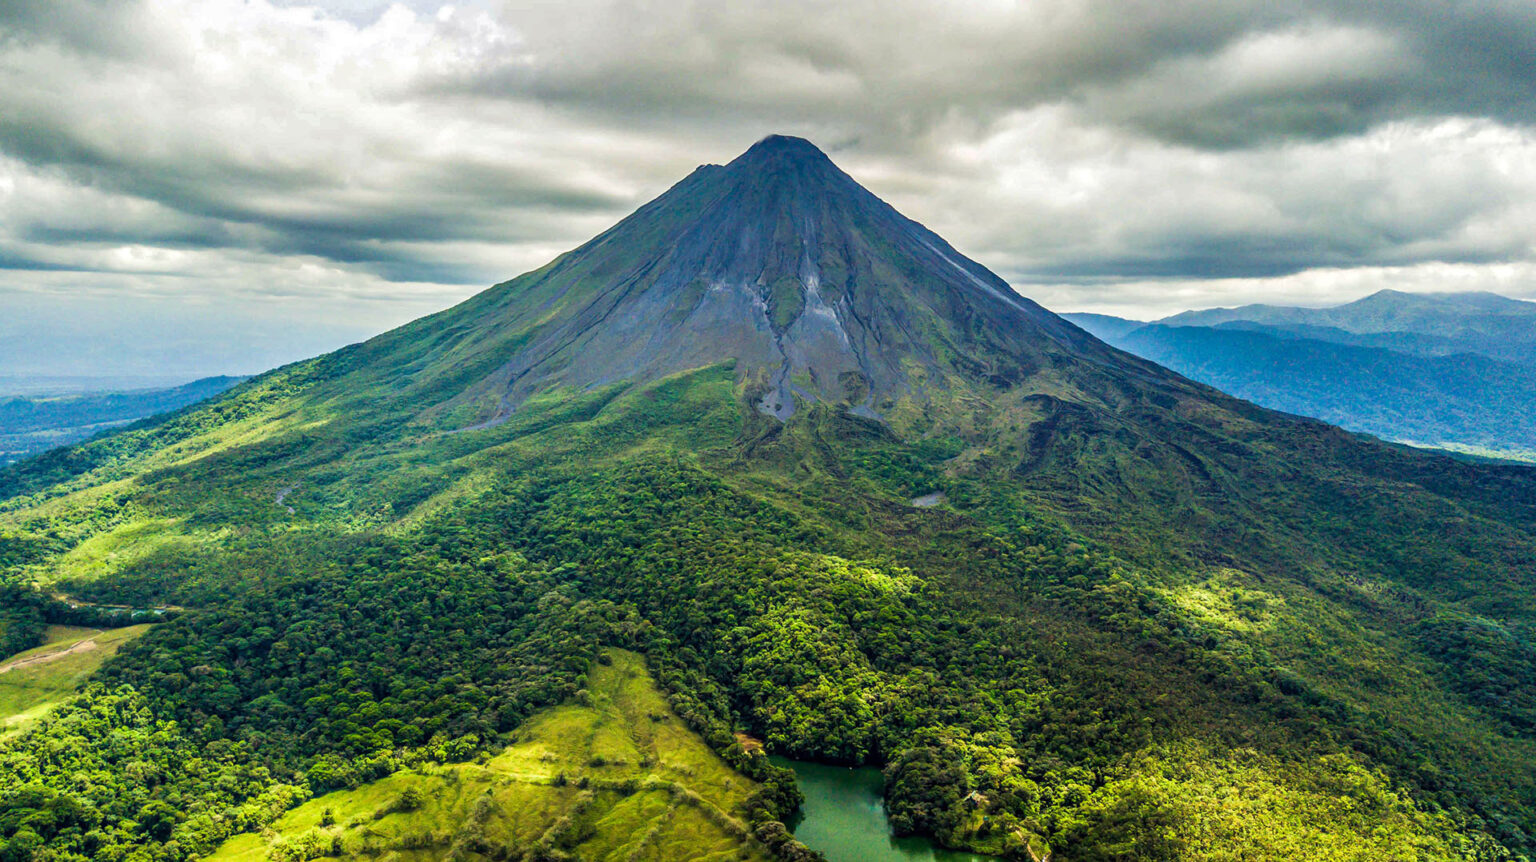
3;136;1535;862
356;134;1179;430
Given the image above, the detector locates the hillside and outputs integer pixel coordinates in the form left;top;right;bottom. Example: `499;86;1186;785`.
1064;314;1536;459
0;136;1533;862
0;623;152;736
209;649;775;862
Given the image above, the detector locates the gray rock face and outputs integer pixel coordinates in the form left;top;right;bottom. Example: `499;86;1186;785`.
449;135;1126;423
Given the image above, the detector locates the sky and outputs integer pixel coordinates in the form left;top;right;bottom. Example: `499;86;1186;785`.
3;0;1536;379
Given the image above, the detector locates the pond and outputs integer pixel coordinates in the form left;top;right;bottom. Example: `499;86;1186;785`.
771;757;997;862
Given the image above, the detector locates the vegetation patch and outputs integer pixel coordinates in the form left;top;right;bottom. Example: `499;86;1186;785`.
767;277;805;332
208;649;772;862
0;624;151;736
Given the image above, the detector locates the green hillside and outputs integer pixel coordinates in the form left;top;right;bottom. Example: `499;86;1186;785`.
209;648;774;862
0;137;1532;862
0;623;152;736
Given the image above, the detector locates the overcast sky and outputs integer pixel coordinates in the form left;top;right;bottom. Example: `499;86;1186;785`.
3;0;1536;378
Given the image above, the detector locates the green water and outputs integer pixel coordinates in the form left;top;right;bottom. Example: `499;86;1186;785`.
772;757;995;862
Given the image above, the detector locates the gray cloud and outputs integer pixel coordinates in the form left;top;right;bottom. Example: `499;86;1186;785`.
0;0;1534;376
0;0;162;58
1075;3;1536;147
428;1;1536;148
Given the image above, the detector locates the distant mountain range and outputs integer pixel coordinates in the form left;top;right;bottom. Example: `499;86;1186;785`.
0;376;245;464
1066;289;1536;460
1163;289;1536;365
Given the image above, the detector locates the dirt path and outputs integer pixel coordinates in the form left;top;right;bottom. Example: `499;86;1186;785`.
0;632;101;675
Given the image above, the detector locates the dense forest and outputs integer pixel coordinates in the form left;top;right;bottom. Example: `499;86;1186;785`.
0;356;1530;860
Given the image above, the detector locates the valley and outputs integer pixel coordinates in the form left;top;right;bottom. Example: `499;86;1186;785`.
0;377;246;465
1066;292;1536;462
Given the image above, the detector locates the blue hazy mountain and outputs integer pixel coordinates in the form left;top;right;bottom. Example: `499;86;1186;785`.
1066;290;1536;458
0;376;245;464
1159;289;1536;365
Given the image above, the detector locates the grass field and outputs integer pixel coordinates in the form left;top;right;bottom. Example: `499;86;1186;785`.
0;623;152;736
209;648;771;862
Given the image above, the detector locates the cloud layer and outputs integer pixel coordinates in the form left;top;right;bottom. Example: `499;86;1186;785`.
2;0;1534;374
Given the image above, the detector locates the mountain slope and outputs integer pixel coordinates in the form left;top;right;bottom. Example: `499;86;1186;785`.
0;137;1534;862
1065;314;1536;459
335;134;1143;430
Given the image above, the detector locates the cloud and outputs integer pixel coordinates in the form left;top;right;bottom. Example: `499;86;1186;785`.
424;1;1536;148
920;111;1536;286
0;0;1535;375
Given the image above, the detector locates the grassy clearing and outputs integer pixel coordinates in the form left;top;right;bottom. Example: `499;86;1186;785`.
209;648;769;862
0;623;151;735
42;516;214;585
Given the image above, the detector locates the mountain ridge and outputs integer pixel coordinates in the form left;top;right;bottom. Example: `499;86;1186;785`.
1158;288;1536;364
1067;290;1536;458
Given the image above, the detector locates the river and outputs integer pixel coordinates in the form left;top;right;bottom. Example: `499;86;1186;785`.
772;757;996;862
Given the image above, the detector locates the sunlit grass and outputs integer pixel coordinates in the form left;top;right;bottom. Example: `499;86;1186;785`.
0;624;152;736
208;649;769;862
